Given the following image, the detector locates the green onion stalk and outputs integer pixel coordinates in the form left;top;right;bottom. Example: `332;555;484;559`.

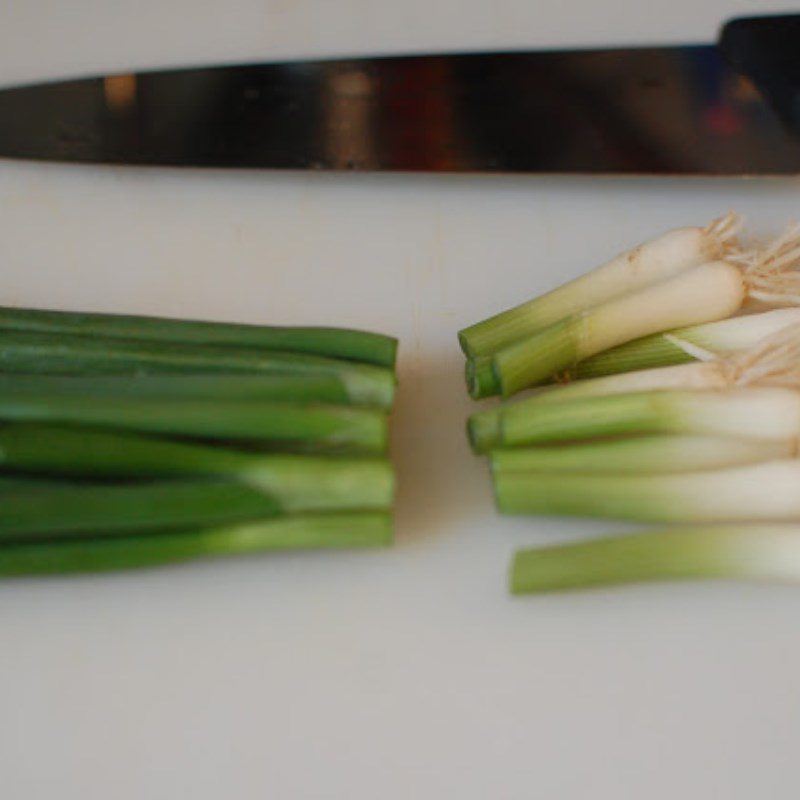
0;424;394;512
494;459;800;522
0;373;382;407
459;213;741;358
0;480;284;541
572;307;800;380
0;305;398;367
0;476;65;493
470;387;800;453
487;226;800;396
0;513;393;577
0;331;396;408
469;307;800;400
469;322;800;451
0;393;388;453
489;435;791;474
510;525;800;594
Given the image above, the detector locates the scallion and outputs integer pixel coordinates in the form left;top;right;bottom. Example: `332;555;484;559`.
470;387;800;452
0;393;388;453
492;261;745;396
0;305;398;367
0;425;394;512
0;480;282;541
0;373;368;406
470;321;800;443
489;435;791;474
0;512;393;576
0;331;395;408
572;307;800;380
491;227;800;396
458;213;741;358
495;459;800;522
510;525;800;593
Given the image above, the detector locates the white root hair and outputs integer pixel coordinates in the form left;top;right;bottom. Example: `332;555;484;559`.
663;322;800;388
725;322;800;388
738;223;800;305
703;211;744;259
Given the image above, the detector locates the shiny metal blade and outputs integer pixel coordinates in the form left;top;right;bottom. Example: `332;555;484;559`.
0;44;799;174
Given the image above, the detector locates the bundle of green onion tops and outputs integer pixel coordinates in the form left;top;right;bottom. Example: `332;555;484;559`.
0;306;398;576
460;214;800;594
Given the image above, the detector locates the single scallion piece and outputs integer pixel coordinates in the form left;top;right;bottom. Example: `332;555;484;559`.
0;393;388;453
0;424;394;512
491;226;800;396
0;512;393;577
0;476;65;493
471;387;800;452
0;480;282;541
571;307;800;380
0;305;398;367
458;213;741;358
494;459;800;522
489;435;792;474
0;331;396;408
510;525;800;594
0;373;368;406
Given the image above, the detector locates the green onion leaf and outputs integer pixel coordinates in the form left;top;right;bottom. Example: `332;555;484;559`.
0;331;396;408
0;512;393;576
0;424;394;512
0;305;397;367
0;393;388;453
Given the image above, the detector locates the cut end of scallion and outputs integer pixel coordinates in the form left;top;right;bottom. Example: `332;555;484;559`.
466;357;500;399
467;409;502;454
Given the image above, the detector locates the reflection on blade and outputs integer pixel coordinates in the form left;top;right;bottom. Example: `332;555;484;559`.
0;45;798;174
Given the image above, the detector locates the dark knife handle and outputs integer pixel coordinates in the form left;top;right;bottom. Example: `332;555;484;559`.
720;14;800;131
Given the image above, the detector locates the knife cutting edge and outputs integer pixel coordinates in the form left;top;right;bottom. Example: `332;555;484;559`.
0;14;799;175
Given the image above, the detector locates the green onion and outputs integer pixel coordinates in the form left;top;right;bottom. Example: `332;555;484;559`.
0;512;393;576
494;459;800;522
0;373;368;406
0;331;395;408
458;213;741;358
0;476;65;493
492;260;748;396
0;480;282;541
510;525;800;594
491;227;800;396
490;435;791;474
0;393;387;453
0;305;397;367
471;322;800;442
0;425;393;512
572;308;800;380
470;387;800;452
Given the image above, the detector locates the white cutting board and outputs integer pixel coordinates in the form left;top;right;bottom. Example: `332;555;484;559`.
2;2;800;798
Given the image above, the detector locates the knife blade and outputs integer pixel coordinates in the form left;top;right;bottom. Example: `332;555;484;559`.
0;14;799;175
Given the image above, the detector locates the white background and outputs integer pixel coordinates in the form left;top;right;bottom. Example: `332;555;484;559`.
1;1;800;798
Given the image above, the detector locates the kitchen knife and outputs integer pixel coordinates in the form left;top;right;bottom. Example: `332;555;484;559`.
0;14;799;174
